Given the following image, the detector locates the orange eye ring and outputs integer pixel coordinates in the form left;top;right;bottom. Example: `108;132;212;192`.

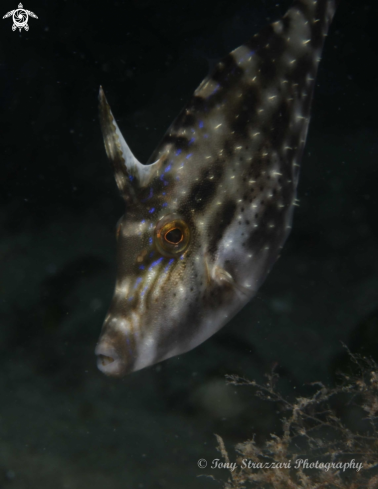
155;214;190;257
164;227;184;245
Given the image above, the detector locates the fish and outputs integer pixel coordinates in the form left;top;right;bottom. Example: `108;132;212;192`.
95;0;341;376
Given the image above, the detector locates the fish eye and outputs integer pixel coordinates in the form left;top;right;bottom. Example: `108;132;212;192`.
155;214;190;257
164;227;183;244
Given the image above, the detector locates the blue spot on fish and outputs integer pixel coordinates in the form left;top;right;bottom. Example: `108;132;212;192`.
211;84;220;94
199;121;204;128
141;187;154;202
149;208;155;213
175;149;182;156
150;257;163;269
164;258;175;273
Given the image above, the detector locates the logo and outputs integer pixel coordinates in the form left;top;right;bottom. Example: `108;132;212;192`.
3;3;38;32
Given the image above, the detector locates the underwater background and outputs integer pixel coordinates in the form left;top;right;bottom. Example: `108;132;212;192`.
1;0;377;487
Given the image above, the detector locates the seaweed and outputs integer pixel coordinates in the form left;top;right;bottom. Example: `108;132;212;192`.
213;348;378;488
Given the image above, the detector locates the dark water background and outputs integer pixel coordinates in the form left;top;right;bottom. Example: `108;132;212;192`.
1;0;377;487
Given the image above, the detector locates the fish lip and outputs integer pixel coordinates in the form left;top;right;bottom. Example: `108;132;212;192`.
95;342;128;377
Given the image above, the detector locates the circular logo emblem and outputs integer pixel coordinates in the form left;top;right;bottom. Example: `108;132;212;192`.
3;3;38;32
12;8;28;31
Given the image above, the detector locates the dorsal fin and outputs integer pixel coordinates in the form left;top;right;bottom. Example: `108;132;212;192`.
99;87;164;200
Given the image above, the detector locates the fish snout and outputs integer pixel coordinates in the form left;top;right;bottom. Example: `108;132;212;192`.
95;341;126;377
95;318;136;377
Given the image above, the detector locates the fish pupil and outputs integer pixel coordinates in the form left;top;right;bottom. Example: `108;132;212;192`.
165;228;183;244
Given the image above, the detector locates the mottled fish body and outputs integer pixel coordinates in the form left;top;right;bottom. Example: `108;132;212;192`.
96;0;340;376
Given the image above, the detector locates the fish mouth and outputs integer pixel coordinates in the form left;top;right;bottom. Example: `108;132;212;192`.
95;342;128;377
